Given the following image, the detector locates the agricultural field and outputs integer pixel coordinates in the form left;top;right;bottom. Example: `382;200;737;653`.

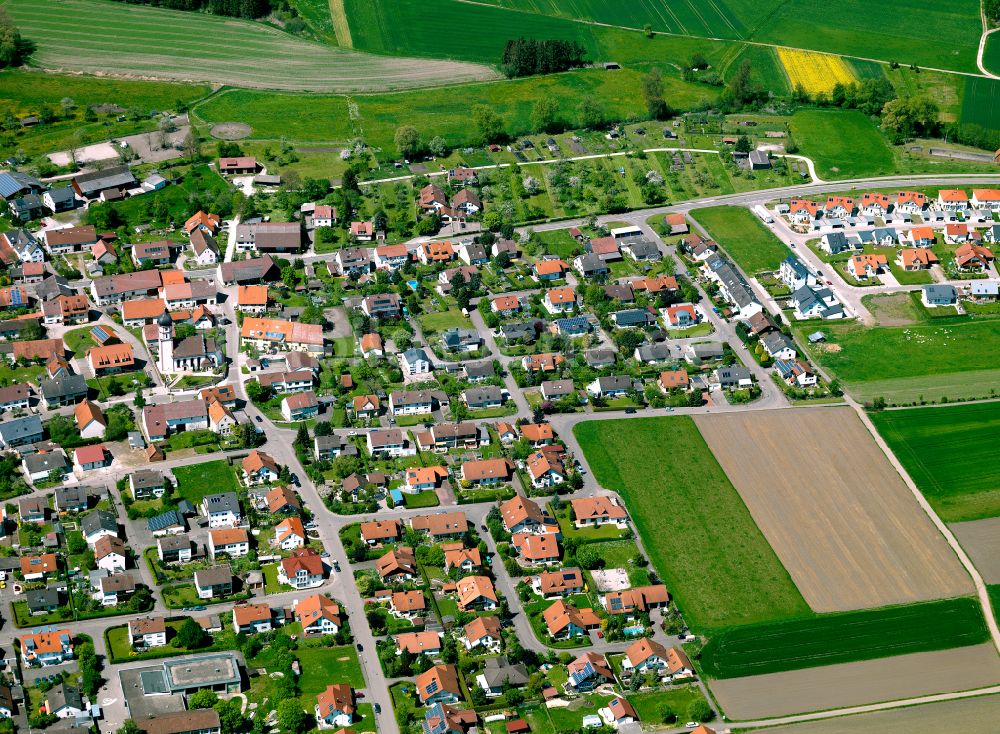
7;0;496;92
951;517;1000;583
960;76;1000;130
573;417;810;632
694;409;972;612
795;315;1000;405
981;33;1000;78
870;403;1000;522
709;643;1000;720
700;597;988;679
777;48;856;95
689;205;790;275
788;109;895;179
758;695;1000;734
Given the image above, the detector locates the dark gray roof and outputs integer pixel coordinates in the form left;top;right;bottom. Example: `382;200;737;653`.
761;331;796;355
202;492;240;515
463;386;503;404
45;683;84;714
635;342;672;362
35;275;73;301
54;486;88;509
402;347;431;364
130;469;163;491
0;171;41;199
195;565;233;587
40;374;88;402
148;509;183;532
575;253;607;274
584;348;616;367
481;656;529;688
26;586;60;610
73;165;136;196
623;238;660;260
614;308;655;326
81;509;118;537
0;415;43;444
46;186;76;206
463;361;495;378
595;375;635;392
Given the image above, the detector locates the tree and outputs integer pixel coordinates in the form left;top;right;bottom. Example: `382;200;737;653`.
735;134;752;153
394;125;421;158
116;723;142;734
0;9;34;68
577;96;605;129
531;97;560;133
214;699;244;734
189;690;219;709
880;96;939;142
176;617;210;649
687;699;713;723
428;136;449;158
472;104;504;144
277;700;309;734
613;328;645;355
642;68;670;120
294;424;310;451
658;704;677;723
134;387;145;408
722;59;762;110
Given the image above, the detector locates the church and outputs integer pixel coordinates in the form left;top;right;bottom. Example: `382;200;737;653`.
156;310;223;374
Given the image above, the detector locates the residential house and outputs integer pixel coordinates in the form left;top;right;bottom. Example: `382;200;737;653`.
281;391;319;422
209;528;250;559
602;585;669;616
278;548;325;589
922;284;959;307
478;656;528;698
81;510;118;545
367;429;416;458
274;517;306;550
587;375;635;398
157;534;193;563
567;652;615;692
775;359;817;387
20;629;73;666
390;590;427;620
460;458;514;486
512;532;560;566
415;665;462;706
242;450;280;486
401;348;432;376
532;568;585;599
95;535;127;572
543;287;577;314
194;565;234;599
128;617;168;649
295;594;342;636
463;615;502;652
376;546;417;583
200;492;242;528
571;496;627;528
543;599;600;639
232;603;273;634
315;684;355;729
397;631;442;657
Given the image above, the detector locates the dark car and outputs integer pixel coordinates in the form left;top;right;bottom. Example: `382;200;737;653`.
357;643;363;652
255;415;263;423
374;704;381;714
624;408;636;414
290;473;300;487
333;560;341;572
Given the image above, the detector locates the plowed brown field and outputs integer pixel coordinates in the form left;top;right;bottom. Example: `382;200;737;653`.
694;407;971;612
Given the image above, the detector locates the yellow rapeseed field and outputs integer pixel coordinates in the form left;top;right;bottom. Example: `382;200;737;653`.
777;48;856;95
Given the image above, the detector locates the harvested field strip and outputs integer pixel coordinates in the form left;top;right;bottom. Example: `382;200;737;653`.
757;695;1000;734
573;417;809;632
709;643;1000;720
870;403;1000;522
694;409;972;612
328;0;353;47
7;0;496;92
777;48;855;95
951;518;1000;584
700;597;988;679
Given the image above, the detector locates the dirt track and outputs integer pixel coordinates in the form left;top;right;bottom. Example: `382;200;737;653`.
951;516;1000;584
753;694;1000;734
711;643;1000;719
694;408;971;612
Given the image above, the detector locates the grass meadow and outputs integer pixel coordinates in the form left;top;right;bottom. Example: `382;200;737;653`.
171;460;240;504
700;597;988;679
795;316;1000;406
573;417;810;632
871;403;1000;522
690;205;790;274
788;108;895;179
961;76;1000;130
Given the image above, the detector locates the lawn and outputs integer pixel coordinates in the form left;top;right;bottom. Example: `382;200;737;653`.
551;504;629;543
533;229;583;261
795;315;1000;405
418;309;471;335
990;586;1000;626
11;601;73;628
171;460;240;504
690;205;789;275
870;403;1000;522
105;619;238;663
626;685;708;724
297;645;366;691
6;0;493;93
789;108;896;180
62;326;98;357
574;417;809;631
402;490;440;509
700;597;989;679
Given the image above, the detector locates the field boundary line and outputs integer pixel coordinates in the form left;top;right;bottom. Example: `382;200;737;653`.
853;402;1000;655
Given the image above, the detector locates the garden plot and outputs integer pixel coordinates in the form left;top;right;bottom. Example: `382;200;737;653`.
693;408;971;612
709;643;1000;720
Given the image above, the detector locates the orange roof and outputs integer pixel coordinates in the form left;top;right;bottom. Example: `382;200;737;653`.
316;684;354;717
122;298;167;321
974;188;1000;202
397;631;441;654
946;223;969;236
460;458;513;482
391;590;426;613
184;210;220;233
534;259;567;276
405;465;448;488
21;553;58;576
376;546;416;578
375;244;408;258
464;615;501;643
281;548;323;576
543;599;596;635
665;303;697;325
419;241;455;261
74;399;105;431
500;495;544;529
415;665;460;704
848;253;887;277
546;287;576;304
21;629;72;656
360;333;383;353
243;449;278;475
443;545;481;570
492;295;521;311
939;189;968;202
634;275;678;293
456;575;497;609
910;226;935;241
160;269;186;286
789;198;819;215
87;343;134;369
523;353;566;371
353;394;380;412
241;317;323;347
208;399;233;426
360;519;401;542
659;370;689;389
513;532;559;561
295;593;341;628
825;195;854;210
860;192;890;208
275;516;306;542
536;567;584;595
267;486;301;513
519;423;553;442
625;636;668;667
526;449;565;481
571;496;627;522
237;285;269;306
899;248;938;267
210;527;249;546
896;191;926;206
233;603;272;626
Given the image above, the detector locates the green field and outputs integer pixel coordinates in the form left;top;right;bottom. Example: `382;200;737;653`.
7;0;495;92
297;645;366;692
574;417;810;631
789;108;896;179
871;403;1000;522
193;68;714;152
980;35;1000;81
700;597;988;679
796;316;1000;405
991;586;1000;626
690;205;790;274
626;686;708;723
171;460;241;504
961;76;1000;130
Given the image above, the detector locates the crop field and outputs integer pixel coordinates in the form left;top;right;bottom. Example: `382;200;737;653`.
6;0;496;92
777;48;856;95
961;76;1000;130
795;316;1000;405
982;33;1000;78
951;518;1000;583
700;597;988;679
690;205;790;274
573;417;810;632
694;409;971;612
737;46;791;96
758;695;1000;734
870;403;1000;522
789;109;895;179
709;643;1000;720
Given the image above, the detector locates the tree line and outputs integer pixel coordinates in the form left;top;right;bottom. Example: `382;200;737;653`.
108;0;272;19
500;38;587;78
0;9;33;68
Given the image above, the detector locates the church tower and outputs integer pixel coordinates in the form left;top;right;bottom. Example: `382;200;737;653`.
157;309;174;374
